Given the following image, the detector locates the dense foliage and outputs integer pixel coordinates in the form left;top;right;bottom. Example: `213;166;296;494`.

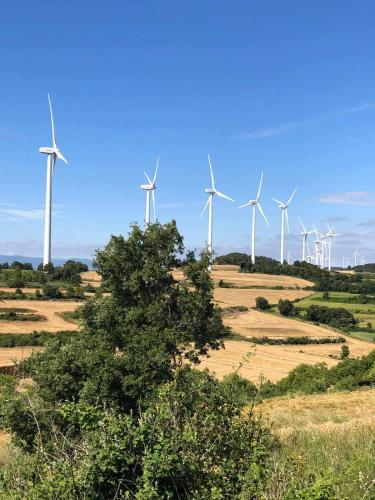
305;304;357;329
255;296;271;310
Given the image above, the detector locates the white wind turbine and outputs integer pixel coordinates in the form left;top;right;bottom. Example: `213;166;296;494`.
325;223;342;271
201;154;234;270
298;217;314;262
39;94;68;267
273;188;297;264
239;171;269;264
140;157;159;225
354;246;360;267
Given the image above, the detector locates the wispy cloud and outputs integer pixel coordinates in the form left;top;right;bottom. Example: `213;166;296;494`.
342;103;374;113
0;208;45;220
239;122;300;140
319;191;375;206
320;216;349;223
158;203;181;209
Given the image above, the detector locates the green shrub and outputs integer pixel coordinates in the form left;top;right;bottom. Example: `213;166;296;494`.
42;284;62;299
322;291;329;301
256;296;271;310
340;345;350;360
305;304;357;329
278;299;296;317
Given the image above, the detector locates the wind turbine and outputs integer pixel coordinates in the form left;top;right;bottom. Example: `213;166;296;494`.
273;188;297;264
39;94;68;267
140;157;159;225
298;217;314;262
325;224;342;271
354;247;360;267
201;154;234;270
239;171;269;264
312;224;324;268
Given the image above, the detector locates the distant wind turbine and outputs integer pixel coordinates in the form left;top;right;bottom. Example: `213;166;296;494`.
298;217;314;262
239;171;269;264
201;154;234;270
273;188;297;264
39;94;68;267
140;157;159;225
325;223;342;271
354;246;360;267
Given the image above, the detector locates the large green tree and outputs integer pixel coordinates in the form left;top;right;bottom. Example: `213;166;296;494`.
26;221;229;411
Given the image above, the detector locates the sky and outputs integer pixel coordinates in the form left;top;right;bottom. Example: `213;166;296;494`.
0;1;375;265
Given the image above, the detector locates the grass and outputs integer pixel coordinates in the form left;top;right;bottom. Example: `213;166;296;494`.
257;389;375;498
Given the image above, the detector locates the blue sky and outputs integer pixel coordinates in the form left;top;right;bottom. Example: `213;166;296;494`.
0;1;375;265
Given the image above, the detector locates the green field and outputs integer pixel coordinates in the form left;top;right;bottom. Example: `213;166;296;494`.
297;291;375;341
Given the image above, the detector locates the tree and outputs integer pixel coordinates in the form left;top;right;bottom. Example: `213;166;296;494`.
26;222;229;412
322;291;330;301
278;299;295;317
42;284;62;299
256;296;271;310
8;268;25;288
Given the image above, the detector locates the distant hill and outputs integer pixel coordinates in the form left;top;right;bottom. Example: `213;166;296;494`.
0;255;93;269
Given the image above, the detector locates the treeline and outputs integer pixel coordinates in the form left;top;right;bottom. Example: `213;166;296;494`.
215;253;375;294
0;330;76;348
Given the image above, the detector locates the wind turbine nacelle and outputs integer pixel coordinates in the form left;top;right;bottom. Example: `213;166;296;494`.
205;188;215;194
39;146;55;155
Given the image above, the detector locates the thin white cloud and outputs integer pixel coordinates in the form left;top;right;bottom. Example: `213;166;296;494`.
239;122;299;140
319;191;375;206
0;208;45;220
342;103;374;113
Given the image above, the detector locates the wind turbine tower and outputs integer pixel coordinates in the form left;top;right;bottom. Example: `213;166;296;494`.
273;188;297;264
354;247;360;267
325;224;342;271
39;94;68;267
239;171;269;264
201;154;234;270
140;157;159;225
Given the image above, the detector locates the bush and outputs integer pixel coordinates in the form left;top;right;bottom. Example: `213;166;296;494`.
42;284;62;299
322;291;330;301
256;296;271;310
278;299;296;317
341;345;350;360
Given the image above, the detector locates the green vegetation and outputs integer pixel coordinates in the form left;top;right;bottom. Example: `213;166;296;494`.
229;333;345;345
278;298;296;316
256;296;271;310
0;330;76;347
0;311;45;321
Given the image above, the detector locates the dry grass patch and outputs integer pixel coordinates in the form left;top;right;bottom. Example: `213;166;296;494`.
214;287;312;310
255;388;375;436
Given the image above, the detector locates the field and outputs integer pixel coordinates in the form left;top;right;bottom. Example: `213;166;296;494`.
0;346;42;366
0;300;80;334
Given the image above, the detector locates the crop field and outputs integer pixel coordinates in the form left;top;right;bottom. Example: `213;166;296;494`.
215;287;312;309
81;271;101;287
0;300;79;334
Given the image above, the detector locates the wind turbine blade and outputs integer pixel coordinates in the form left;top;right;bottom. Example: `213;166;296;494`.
152;190;156;221
286;188;297;206
285;209;290;234
207;154;215;189
272;198;284;206
143;171;152;184
326;222;332;232
152;156;159;184
239;202;252;208
257;203;269;226
256;171;263;201
200;196;210;218
47;93;56;148
215;190;234;202
55;150;68;164
298;216;307;233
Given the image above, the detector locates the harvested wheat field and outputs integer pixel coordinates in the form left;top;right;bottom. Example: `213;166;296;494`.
198;339;374;383
0;346;42;366
0;287;38;294
0;300;80;334
255;388;375;436
214;287;312;309
211;265;313;288
221;307;341;339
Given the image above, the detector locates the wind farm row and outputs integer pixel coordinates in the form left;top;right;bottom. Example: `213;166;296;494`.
39;95;361;270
